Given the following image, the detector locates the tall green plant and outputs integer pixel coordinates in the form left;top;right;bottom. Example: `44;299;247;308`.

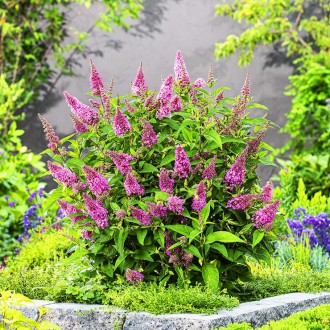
41;52;280;291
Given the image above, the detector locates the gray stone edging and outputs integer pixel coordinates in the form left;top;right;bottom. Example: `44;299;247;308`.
16;292;330;329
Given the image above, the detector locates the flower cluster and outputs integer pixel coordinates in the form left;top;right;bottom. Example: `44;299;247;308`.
105;151;135;175
252;200;280;231
191;181;206;212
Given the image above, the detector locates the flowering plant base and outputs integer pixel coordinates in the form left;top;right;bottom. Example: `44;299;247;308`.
41;51;280;290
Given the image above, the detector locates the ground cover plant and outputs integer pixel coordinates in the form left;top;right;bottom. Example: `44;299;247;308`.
40;50;282;292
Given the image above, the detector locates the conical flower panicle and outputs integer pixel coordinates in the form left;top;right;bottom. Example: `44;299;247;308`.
100;87;111;117
58;200;86;223
252;200;280;231
114;209;127;220
202;156;216;180
81;229;94;240
64;91;99;126
105;150;135;175
170;95;182;112
132;62;148;95
83;193;109;229
146;202;167;217
241;74;250;97
140;118;158;148
174;50;190;87
207;65;215;86
125;269;144;283
125;99;136;113
193;78;206;89
167;196;184;215
124;173;145;196
260;181;273;203
156;75;174;119
144;91;156;108
164;231;181;256
159;169;174;193
226;194;258;210
215;90;224;103
191;181;207;212
89;99;101;109
130;206;152;225
47;161;78;187
224;148;248;190
89;59;104;95
247;121;270;154
82;165;110;196
38;114;61;155
174;145;192;179
113;109;131;136
69;114;89;134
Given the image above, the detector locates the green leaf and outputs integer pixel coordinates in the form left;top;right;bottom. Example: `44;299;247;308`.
205;130;222;149
200;201;211;222
202;263;219;291
205;231;245;244
60;133;75;144
221;136;246;144
246;103;268;111
252;230;264;248
189;229;200;243
160;151;175;167
184;245;202;259
114;254;126;270
42;187;63;211
66;158;85;169
133;249;154;262
166;225;194;237
211;243;228;258
137;229;148;245
140;163;159;173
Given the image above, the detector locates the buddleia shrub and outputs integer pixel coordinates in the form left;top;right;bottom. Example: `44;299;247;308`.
40;52;280;290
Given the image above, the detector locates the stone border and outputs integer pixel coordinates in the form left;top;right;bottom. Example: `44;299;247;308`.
17;292;330;329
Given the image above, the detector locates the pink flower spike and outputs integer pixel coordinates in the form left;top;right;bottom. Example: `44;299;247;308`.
156;104;172;119
38;114;61;155
164;231;181;256
58;200;86;223
64;91;99;126
124;173;145;197
114;209;127;220
260;181;273;203
170;95;182;112
82;165;110;196
89;99;101;109
81;229;94;240
223;149;248;190
130;206;152;226
191;181;207;212
126;268;144;283
144;91;155;108
140;118;158;148
241;74;250;97
146;202;167;217
193;78;206;88
174;50;190;87
83;193;109;229
202;156;216;180
174;145;192;179
69;114;89;134
132;62;148;95
167;196;184;215
157;75;174;106
89;59;104;95
47;161;78;187
215;91;224;103
226;194;258;210
125;99;136;113
113;109;131;137
252;200;280;231
105;150;135;175
159;169;174;193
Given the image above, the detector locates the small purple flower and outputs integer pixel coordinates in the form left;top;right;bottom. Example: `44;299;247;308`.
260;181;273;203
83;193;109;229
170;95;182;112
105;150;135;175
125;268;144;283
124;173;145;197
47;161;78;187
157;75;174;105
193;78;206;88
64;91;99;126
70;114;89;134
224;149;248;190
241;74;250;97
191;181;207;213
174;145;192;179
125;99;136;113
89;59;104;95
81;229;94;240
215;91;224;103
58;200;86;224
113;109;131;137
159;169;174;193
246;122;270;154
140;118;158;148
38;114;61;155
114;209;127;220
252;200;280;231
226;194;258;210
82;165;110;196
130;206;152;226
202;156;216;180
167;196;184;215
156;104;172;119
163;232;181;256
8;202;16;207
146;202;167;217
174;50;190;87
132;62;148;96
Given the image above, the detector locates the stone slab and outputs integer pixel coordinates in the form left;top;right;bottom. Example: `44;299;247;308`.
12;292;330;329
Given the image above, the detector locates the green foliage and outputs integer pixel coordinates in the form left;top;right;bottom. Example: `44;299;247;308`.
214;0;330;155
0;0;144;106
217;304;330;329
104;283;239;314
44;54;279;290
0;291;61;330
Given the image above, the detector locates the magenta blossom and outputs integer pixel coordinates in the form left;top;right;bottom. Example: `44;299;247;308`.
124;173;145;197
192;181;207;212
140;118;158;148
64;91;99;126
164;231;181;256
48;161;78;187
241;74;250;97
252;200;280;231
226;194;258;210
38;114;61;155
144;91;155;108
215;91;224;103
260;181;273;203
132;62;148;95
202;156;216;180
113;109;131;137
224;149;248;190
83;193;108;229
125;99;136;113
170;95;182;112
157;75;174;105
174;145;192;179
167;196;184;215
130;206;152;225
114;209;127;220
105;150;135;175
81;229;94;240
125;268;144;283
58;200;86;223
82;165;110;196
193;78;206;88
174;50;190;87
69;114;89;134
159;169;174;193
156;104;172;119
89;59;104;95
146;202;167;217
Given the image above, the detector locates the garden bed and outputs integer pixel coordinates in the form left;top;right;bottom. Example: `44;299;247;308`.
18;292;330;330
